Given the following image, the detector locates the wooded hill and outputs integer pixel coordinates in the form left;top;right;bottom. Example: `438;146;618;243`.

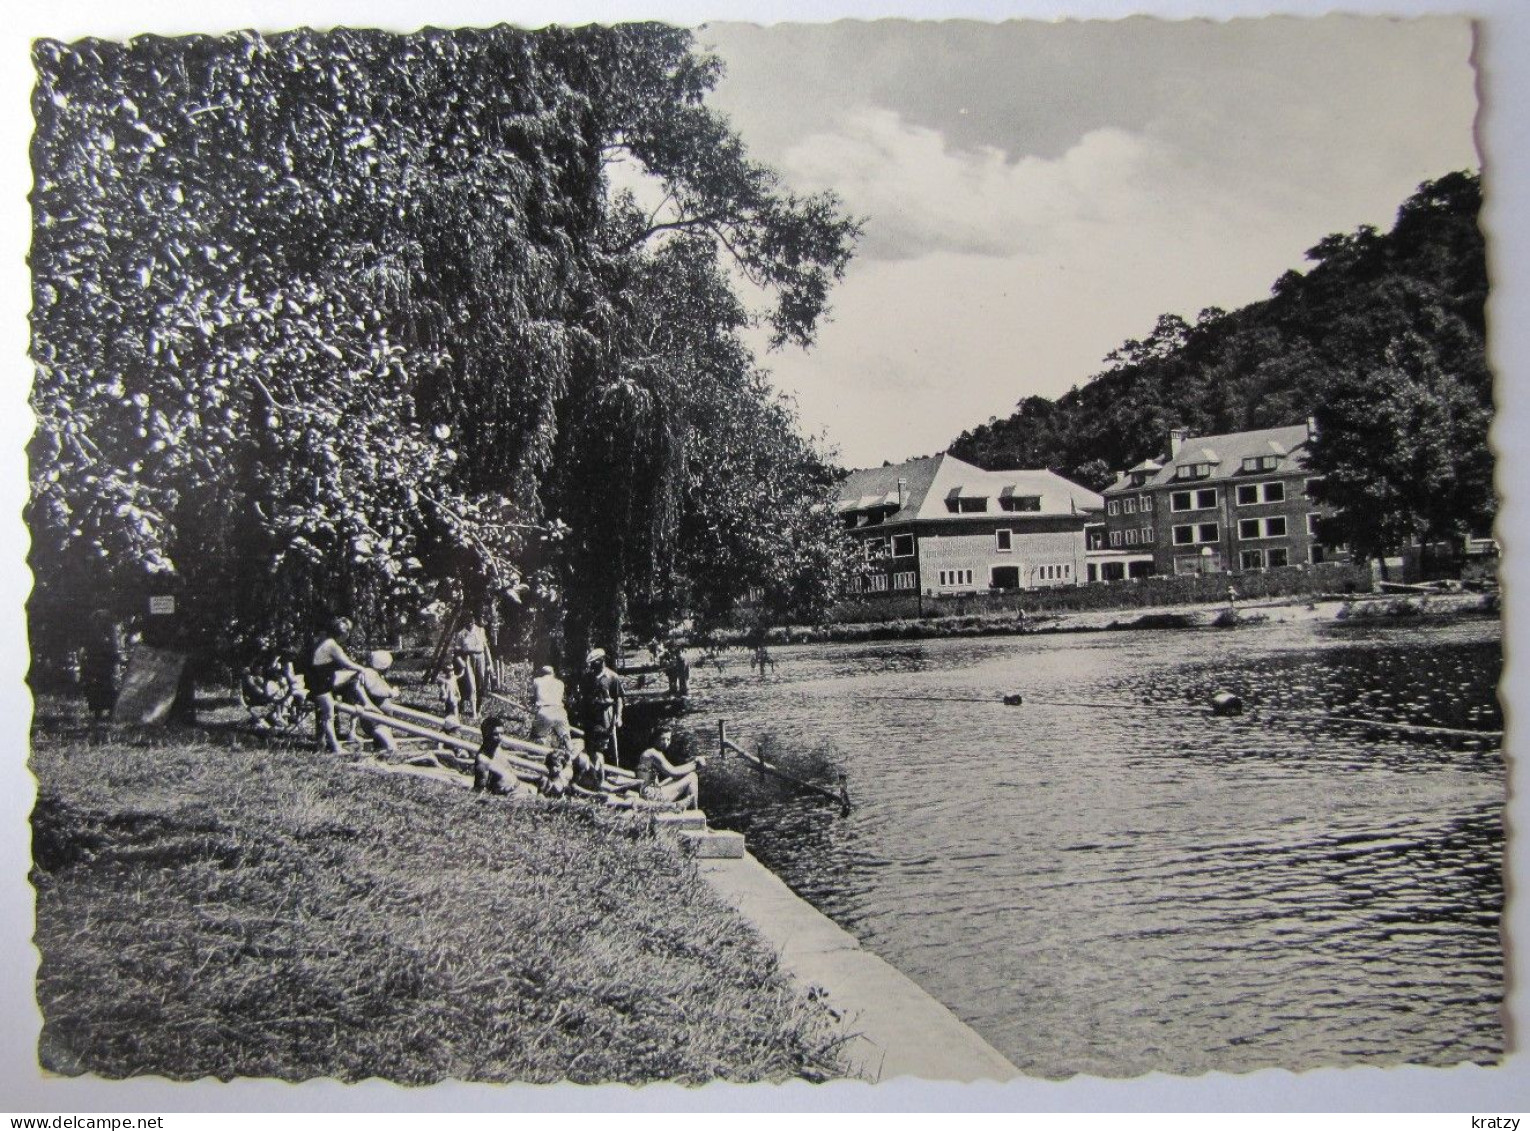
947;171;1492;558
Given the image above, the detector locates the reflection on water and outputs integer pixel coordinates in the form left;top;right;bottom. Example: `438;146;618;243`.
687;617;1504;1078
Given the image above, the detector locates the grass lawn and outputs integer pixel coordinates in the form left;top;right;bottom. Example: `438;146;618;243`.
28;703;848;1085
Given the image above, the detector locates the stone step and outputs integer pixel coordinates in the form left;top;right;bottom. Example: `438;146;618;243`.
679;828;746;858
652;810;708;831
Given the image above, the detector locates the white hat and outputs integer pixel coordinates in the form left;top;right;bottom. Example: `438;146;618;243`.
586;648;606;663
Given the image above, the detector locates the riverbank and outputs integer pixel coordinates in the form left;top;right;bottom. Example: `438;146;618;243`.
710;590;1496;647
28;711;848;1085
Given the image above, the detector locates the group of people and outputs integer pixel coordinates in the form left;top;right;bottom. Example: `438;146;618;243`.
278;615;703;808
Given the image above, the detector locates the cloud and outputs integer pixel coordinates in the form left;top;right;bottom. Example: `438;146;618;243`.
781;108;1160;260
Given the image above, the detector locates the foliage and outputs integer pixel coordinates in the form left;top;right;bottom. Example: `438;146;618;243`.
947;171;1492;560
28;25;860;668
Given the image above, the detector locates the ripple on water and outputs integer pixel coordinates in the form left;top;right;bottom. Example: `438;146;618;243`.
694;618;1504;1077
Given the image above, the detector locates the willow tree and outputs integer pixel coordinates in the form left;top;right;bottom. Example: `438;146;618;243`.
410;25;862;659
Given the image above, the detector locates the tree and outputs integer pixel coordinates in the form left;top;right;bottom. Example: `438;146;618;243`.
1308;330;1494;564
28;25;861;675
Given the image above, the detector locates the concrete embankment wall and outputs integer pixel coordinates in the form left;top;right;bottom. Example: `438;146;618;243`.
696;848;1019;1083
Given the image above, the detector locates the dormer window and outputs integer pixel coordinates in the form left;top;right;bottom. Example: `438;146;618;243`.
946;487;988;513
1242;455;1281;473
1174;462;1213;481
1130;472;1149;487
998;495;1040;513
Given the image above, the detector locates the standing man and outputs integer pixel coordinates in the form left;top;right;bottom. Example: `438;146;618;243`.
662;642;690;697
580;647;624;773
527;664;572;750
452;614;493;718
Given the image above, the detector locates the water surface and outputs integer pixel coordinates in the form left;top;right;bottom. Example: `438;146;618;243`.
687;616;1504;1078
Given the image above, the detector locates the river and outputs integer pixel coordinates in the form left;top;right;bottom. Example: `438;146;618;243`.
682;614;1504;1079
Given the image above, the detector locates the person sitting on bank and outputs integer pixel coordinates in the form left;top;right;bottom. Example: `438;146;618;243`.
307;616;368;755
635;726;705;810
340;650;401;755
473;716;535;797
527;664;572;749
540;738;608;801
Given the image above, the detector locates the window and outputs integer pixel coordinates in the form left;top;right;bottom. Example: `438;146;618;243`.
1174;462;1212;480
1140;526;1154;544
1306;513;1319;536
1267;547;1289;567
945;495;989;513
1140;495;1153;511
937;569;974;587
1125;529;1137;545
1242;455;1281;473
1107;500;1120;516
1000;495;1041;512
1172;489;1215;511
1305;477;1323;498
1088;530;1105;550
893;571;917;590
1170;491;1193;512
1199;523;1219;543
995;529;1012;553
1173;525;1194;546
869;573;889;592
1240;549;1265;570
1176;523;1219;544
1195;488;1217;509
1110;530;1123;547
891;533;915;557
864;538;887;558
1129;472;1149;487
1064;564;1070;577
1123;498;1137;515
864;510;885;526
1237;482;1286;506
1239;516;1288;540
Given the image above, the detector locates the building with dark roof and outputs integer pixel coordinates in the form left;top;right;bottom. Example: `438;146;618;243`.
1099;420;1349;579
836;453;1103;596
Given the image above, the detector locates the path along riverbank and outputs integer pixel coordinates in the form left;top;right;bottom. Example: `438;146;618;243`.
712;590;1496;648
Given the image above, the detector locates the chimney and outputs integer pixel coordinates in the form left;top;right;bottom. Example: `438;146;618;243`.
897;477;907;508
1169;428;1188;458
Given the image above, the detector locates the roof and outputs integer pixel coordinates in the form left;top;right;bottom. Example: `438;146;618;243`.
835;455;943;523
837;453;1103;520
1104;422;1313;493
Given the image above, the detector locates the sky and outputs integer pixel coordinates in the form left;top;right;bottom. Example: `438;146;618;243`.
688;17;1480;469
